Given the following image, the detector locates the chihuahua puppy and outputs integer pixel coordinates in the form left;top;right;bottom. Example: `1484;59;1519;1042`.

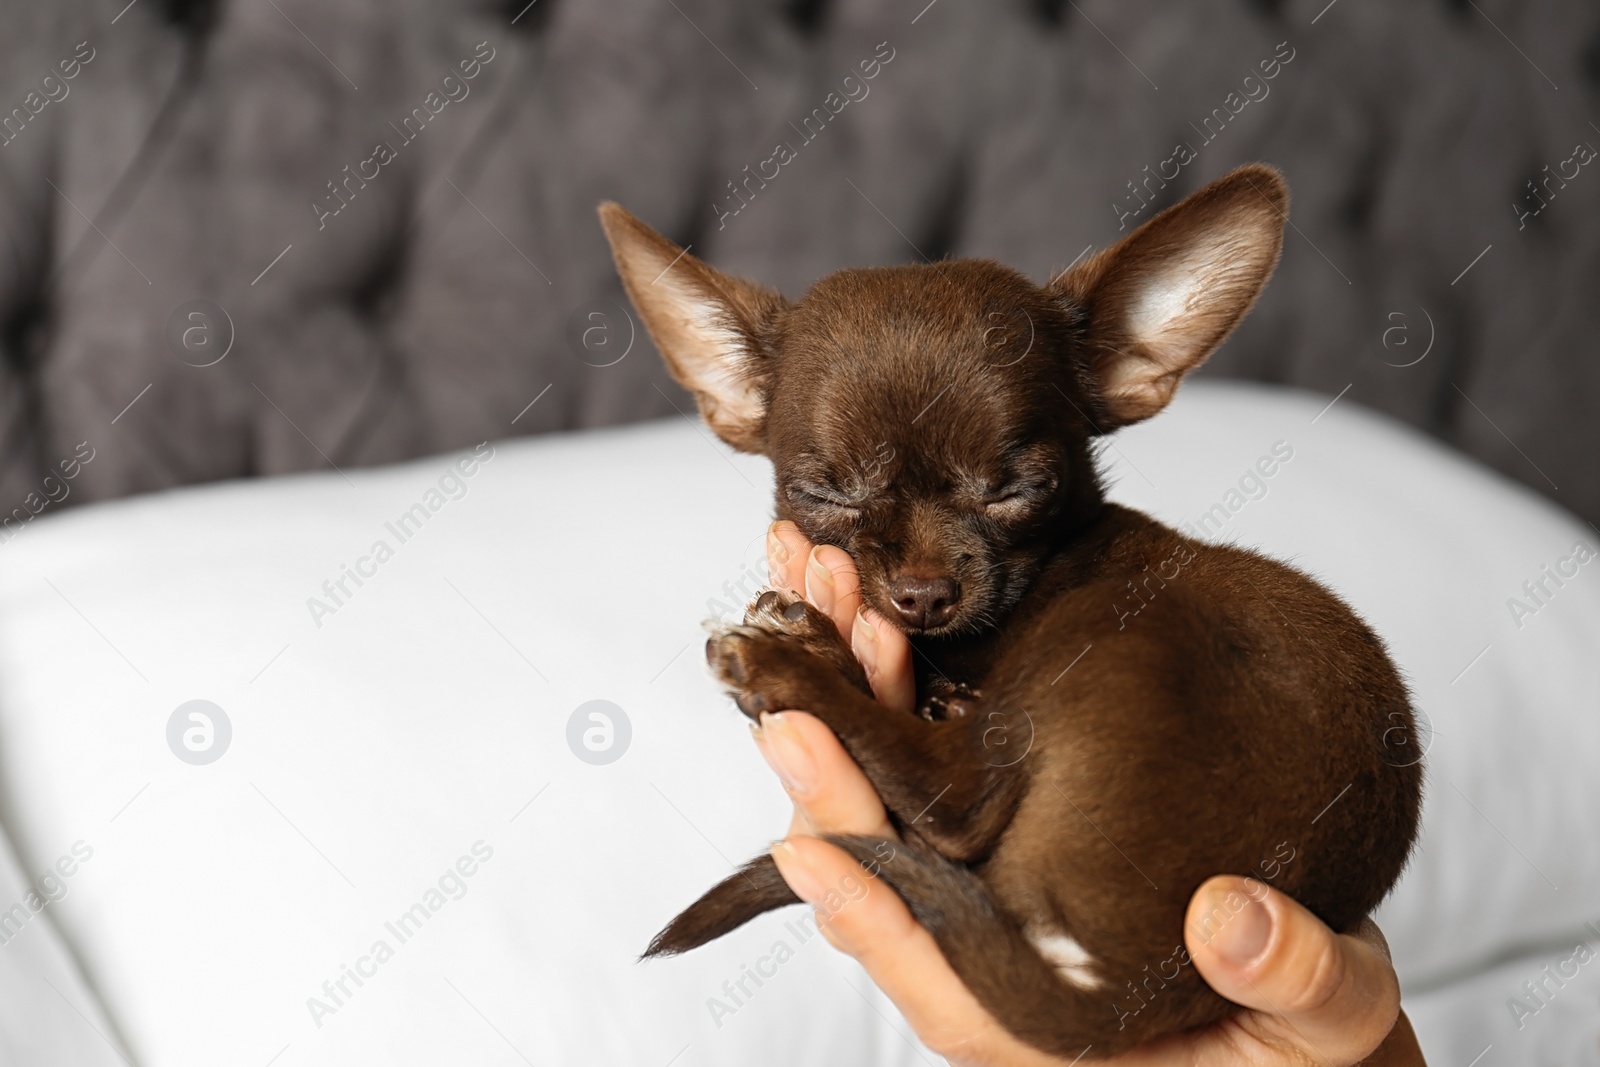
598;165;1422;1056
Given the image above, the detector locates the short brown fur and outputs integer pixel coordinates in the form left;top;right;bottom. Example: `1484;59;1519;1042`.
598;165;1423;1056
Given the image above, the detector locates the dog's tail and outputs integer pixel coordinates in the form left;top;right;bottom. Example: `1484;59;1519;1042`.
644;836;1172;1057
642;852;800;959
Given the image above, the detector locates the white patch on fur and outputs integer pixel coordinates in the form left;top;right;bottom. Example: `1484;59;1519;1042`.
1027;929;1101;990
1126;271;1194;342
1125;235;1232;352
662;274;761;425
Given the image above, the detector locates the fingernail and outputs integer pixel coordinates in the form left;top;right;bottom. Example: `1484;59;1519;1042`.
851;610;879;681
806;547;836;614
771;840;824;904
758;712;817;796
766;523;791;586
1209;886;1273;965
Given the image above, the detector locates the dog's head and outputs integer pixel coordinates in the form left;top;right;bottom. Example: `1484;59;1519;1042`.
600;166;1287;637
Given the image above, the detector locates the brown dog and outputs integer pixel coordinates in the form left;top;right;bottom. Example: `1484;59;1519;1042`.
598;165;1422;1056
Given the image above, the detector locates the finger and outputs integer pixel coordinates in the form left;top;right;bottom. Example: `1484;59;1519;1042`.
851;607;916;716
764;524;863;641
1359;1010;1427;1067
752;711;895;839
1347;915;1393;964
804;543;865;640
1184;877;1401;1063
770;837;1059;1066
770;522;914;714
766;521;813;597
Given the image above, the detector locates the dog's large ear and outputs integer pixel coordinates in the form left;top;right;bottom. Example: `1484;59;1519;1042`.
1050;165;1287;430
597;203;787;453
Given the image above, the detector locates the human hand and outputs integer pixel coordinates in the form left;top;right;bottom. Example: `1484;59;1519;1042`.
752;520;1425;1066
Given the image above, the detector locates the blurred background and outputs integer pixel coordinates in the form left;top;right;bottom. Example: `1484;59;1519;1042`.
1;0;1596;520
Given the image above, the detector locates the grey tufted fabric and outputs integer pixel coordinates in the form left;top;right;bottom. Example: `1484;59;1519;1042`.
1;0;1597;528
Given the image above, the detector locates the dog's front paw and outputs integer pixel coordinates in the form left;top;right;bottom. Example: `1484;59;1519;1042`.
919;680;982;722
749;588;860;665
705;589;871;718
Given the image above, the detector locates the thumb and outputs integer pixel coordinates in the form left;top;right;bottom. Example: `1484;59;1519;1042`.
1184;877;1400;1063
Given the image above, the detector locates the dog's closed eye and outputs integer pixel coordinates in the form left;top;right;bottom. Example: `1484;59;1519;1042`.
984;473;1057;504
968;480;1054;530
958;448;1060;520
784;481;861;512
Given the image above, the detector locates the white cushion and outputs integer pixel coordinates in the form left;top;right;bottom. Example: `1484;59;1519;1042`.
0;830;127;1066
0;380;1595;1064
0;423;920;1066
1404;931;1600;1065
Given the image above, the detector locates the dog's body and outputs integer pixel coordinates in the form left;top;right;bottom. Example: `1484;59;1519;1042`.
599;166;1423;1056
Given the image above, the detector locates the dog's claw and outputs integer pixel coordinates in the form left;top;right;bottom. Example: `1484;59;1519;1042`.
704;587;873;719
706;636;745;683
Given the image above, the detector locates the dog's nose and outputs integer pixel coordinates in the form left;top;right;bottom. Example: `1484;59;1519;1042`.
888;575;961;629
